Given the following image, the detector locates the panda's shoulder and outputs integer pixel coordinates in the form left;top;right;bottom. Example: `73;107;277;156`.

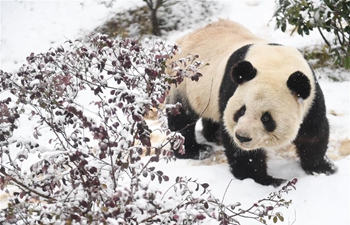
176;19;263;51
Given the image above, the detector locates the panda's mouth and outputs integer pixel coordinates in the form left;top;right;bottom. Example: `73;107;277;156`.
234;140;257;151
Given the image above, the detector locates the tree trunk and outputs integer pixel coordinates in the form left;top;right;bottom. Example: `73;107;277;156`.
145;0;162;36
150;9;161;36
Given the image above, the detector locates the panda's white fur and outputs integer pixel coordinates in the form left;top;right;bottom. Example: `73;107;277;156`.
167;19;336;186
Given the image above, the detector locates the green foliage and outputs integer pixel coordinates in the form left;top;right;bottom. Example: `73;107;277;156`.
274;0;350;69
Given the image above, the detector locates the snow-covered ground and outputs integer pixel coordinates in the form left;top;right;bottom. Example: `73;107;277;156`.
1;1;349;224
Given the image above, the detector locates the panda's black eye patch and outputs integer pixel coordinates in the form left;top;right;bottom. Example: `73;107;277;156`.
261;112;276;132
234;105;246;122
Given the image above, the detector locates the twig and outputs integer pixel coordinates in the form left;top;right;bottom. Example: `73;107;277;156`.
175;78;214;133
316;23;331;48
221;179;233;205
0;167;56;202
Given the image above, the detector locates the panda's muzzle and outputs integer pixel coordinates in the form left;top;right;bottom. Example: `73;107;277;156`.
235;133;252;143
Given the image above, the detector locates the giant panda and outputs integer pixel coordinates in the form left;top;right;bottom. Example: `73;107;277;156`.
166;19;337;187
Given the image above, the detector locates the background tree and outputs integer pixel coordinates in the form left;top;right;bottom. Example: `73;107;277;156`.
144;0;164;36
274;0;350;69
95;0;217;38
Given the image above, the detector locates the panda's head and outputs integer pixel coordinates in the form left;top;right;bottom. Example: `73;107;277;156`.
223;56;314;151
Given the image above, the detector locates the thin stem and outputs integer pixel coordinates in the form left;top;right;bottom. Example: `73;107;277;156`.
0;167;56;202
221;179;233;205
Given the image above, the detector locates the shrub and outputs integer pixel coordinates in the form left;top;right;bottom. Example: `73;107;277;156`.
274;0;350;69
0;34;295;224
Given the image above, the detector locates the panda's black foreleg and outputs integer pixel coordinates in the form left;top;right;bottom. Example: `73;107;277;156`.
295;137;337;175
221;128;285;187
202;118;222;144
294;100;337;175
167;101;213;160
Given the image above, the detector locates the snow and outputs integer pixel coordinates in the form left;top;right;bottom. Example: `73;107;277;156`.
0;0;349;224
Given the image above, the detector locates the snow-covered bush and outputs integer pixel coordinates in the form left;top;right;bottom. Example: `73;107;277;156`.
0;34;295;224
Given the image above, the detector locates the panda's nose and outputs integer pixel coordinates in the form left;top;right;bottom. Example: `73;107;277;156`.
235;133;252;143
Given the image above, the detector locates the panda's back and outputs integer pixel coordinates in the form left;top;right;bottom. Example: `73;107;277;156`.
169;19;266;122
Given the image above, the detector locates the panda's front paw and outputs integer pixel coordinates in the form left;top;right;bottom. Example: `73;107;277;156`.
196;144;213;160
256;176;286;187
270;178;287;188
302;158;338;176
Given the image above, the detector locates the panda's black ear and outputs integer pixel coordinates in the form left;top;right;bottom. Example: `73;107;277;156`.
287;71;311;100
230;61;257;84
